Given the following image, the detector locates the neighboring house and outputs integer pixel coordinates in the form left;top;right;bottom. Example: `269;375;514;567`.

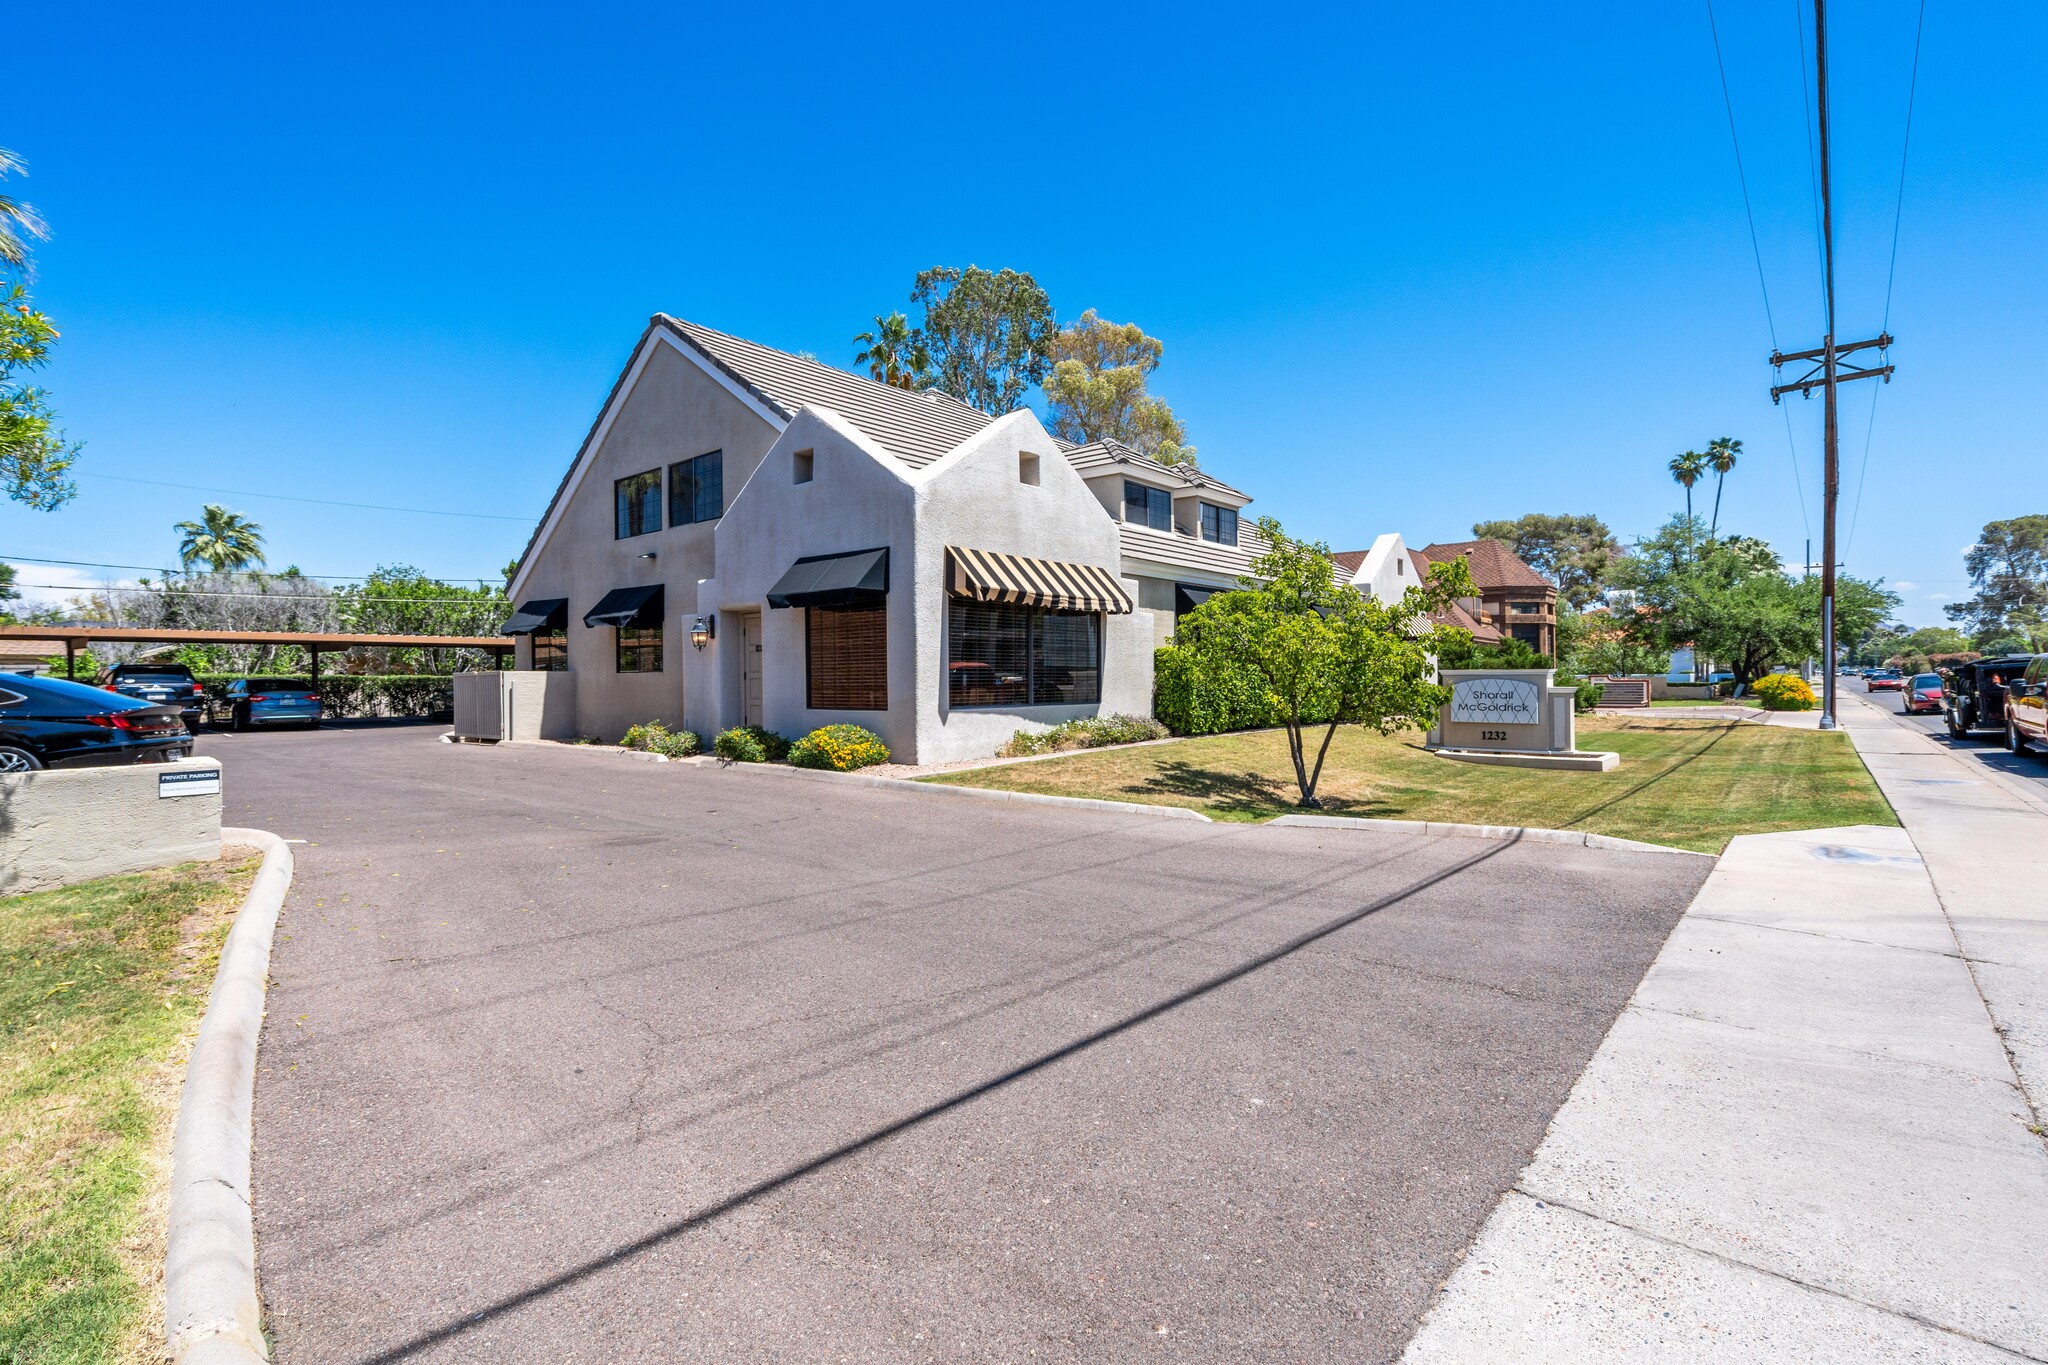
505;316;1158;762
1332;534;1501;642
1409;539;1558;656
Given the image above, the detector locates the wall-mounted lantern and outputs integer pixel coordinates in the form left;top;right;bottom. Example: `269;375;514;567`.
690;614;715;650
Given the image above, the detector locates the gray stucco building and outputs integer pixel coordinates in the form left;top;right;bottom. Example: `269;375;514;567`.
506;317;1271;763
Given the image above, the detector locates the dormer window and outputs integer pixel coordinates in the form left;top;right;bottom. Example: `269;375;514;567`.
1123;481;1171;531
1199;502;1238;546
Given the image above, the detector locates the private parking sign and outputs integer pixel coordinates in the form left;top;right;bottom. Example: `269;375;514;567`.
158;767;221;798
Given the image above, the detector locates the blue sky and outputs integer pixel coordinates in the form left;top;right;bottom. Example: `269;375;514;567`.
6;2;2042;627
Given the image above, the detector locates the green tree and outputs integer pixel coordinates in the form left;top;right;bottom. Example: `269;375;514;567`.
850;311;932;390
332;564;509;672
908;266;1054;416
1469;513;1620;609
1946;515;2048;649
1174;518;1476;808
1706;436;1741;537
1613;517;1898;687
0;560;17;619
1041;310;1195;466
1;146;80;510
174;504;267;573
1668;449;1708;528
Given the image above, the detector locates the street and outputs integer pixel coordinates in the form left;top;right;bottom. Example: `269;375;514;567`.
1855;679;2048;798
195;724;1710;1365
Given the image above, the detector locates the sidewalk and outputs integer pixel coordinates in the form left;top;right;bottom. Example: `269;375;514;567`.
1401;695;2048;1363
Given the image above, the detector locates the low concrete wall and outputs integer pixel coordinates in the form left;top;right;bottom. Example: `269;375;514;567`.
0;758;222;895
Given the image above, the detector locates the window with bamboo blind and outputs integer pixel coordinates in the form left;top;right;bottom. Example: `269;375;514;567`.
807;605;887;710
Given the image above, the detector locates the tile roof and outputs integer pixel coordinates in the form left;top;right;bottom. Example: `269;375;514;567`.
660;316;996;469
1330;549;1369;576
1414;539;1554;593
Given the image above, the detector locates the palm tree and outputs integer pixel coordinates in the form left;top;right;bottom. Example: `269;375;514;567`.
1706;436;1742;537
174;504;267;574
0;147;48;275
851;312;931;389
1668;450;1708;526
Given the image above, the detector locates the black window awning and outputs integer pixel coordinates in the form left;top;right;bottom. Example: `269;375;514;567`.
766;548;889;609
583;584;664;629
1175;583;1225;616
500;597;568;636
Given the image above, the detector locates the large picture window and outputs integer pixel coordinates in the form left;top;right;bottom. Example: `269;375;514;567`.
532;628;567;671
1123;481;1172;532
1199;502;1238;546
616;624;662;673
948;601;1100;707
669;451;724;527
614;469;662;539
807;605;887;710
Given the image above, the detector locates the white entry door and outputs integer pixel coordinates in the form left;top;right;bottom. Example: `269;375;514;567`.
739;612;763;726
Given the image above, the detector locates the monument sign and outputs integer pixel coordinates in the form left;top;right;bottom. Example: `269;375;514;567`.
1428;668;1619;772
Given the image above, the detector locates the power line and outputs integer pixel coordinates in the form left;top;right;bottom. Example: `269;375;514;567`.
1706;0;1782;350
76;472;535;522
1848;0;1926;552
1706;0;1808;541
11;581;506;605
0;554;504;584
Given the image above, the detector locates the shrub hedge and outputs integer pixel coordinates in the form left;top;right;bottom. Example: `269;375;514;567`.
788;724;891;771
998;714;1169;757
620;721;701;757
193;673;455;719
1153;646;1304;736
713;725;790;764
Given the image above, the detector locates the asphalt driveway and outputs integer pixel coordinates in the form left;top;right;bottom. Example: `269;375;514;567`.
201;724;1711;1364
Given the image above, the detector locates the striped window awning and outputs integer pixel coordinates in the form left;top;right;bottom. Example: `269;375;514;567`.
946;547;1133;615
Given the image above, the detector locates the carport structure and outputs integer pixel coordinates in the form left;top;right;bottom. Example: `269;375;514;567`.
0;624;510;683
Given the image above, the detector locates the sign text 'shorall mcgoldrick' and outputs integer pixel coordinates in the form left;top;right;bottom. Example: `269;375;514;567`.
1448;678;1542;726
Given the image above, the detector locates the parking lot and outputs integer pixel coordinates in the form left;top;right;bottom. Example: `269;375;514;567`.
202;724;1711;1364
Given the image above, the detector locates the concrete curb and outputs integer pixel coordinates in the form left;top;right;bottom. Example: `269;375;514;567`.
164;828;293;1365
1268;813;1710;857
714;760;1214;821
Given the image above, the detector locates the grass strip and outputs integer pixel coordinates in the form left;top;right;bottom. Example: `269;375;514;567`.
922;715;1896;853
0;853;261;1365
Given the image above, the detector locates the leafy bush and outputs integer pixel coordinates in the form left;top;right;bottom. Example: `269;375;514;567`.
998;713;1169;757
621;720;700;758
788;724;891;771
1752;673;1817;711
713;728;765;763
713;725;788;763
1154;645;1299;735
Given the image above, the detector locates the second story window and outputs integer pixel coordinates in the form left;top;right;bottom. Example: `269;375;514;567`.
1509;600;1546;615
669;451;724;527
1200;503;1239;546
615;469;661;539
1123;481;1171;532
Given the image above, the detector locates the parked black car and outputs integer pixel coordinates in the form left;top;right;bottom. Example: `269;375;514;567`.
0;672;191;771
97;661;209;729
1944;655;2036;741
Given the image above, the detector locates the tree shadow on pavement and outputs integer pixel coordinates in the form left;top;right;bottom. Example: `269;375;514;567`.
347;837;1516;1364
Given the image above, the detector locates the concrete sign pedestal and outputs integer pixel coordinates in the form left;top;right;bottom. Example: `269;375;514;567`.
1427;668;1619;772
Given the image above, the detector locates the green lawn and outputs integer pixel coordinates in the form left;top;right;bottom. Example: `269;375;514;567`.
923;715;1895;853
1;853;260;1365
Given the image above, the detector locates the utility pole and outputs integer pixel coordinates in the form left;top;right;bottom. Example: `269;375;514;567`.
1770;0;1893;730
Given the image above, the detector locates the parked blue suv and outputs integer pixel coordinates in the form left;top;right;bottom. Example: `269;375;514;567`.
213;677;323;731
